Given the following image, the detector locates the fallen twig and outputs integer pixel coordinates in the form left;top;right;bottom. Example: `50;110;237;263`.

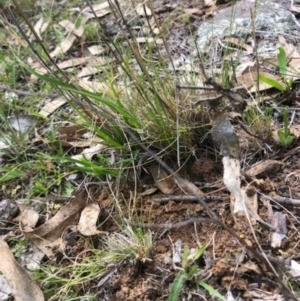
268;196;300;206
152;195;226;204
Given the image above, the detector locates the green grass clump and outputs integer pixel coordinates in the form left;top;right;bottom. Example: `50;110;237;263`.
169;243;226;301
35;225;152;301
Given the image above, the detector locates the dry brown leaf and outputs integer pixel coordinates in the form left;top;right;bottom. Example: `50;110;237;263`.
135;37;163;44
204;0;216;6
0;240;44;301
38;97;67;117
29;61;48;82
278;35;300;75
49;18;87;58
148;164;176;194
176;178;204;196
77;57;111;78
59;20;84;37
55;124;103;148
135;4;151;16
82;1;111;21
30;16;50;41
290;127;300;138
50;33;77;58
236;62;284;94
88;45;105;55
183;8;203;15
22;190;87;257
77;79;121;98
139;187;158;196
57;57;87;69
78;203;107;236
223;37;252;54
245;160;284;178
82;1;109;13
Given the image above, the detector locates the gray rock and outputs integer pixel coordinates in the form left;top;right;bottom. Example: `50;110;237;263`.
0;199;20;221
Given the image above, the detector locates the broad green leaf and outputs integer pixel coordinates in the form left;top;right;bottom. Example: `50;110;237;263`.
168;272;188;301
259;74;286;92
277;47;287;76
0;168;24;183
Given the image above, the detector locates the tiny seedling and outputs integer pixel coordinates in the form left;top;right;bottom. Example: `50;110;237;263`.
259;47;293;92
277;108;294;148
168;244;226;301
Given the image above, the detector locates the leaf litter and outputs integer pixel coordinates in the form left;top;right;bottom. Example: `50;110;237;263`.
1;0;300;300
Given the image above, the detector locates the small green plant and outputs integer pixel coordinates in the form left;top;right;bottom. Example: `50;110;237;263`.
168;244;226;301
244;106;273;139
259;47;293;92
277;108;294;148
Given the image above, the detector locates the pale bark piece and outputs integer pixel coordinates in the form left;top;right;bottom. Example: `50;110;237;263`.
72;144;105;166
245;160;284;178
19;209;39;231
223;157;244;214
22;190;87;257
78;203;106;236
225;157;263;224
270;212;287;248
0;240;44;301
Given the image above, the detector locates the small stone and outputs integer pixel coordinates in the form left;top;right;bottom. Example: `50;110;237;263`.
0;199;20;221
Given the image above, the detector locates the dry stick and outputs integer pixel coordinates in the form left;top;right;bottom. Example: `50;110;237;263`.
152;195;226;204
269;196;300;207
